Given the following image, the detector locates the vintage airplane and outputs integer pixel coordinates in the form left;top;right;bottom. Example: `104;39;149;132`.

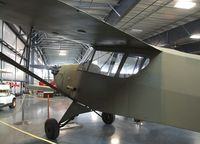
25;80;56;91
0;0;200;140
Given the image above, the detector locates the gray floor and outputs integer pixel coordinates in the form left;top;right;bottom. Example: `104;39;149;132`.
1;96;200;144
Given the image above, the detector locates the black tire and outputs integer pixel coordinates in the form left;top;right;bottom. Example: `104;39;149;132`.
134;118;142;123
9;98;16;109
45;118;59;140
102;112;115;124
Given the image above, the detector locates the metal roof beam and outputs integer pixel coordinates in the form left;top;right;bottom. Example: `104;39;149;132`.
144;19;200;48
60;0;119;7
176;41;200;54
104;0;140;25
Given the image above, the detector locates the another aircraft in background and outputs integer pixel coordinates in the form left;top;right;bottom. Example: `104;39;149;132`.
0;0;200;140
0;69;12;74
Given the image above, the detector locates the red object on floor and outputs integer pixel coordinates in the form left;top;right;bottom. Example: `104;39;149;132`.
43;92;53;98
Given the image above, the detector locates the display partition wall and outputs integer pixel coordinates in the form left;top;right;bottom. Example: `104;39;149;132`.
0;20;47;94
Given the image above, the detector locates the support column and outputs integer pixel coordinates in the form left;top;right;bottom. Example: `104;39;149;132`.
25;27;33;84
30;48;34;84
0;21;3;82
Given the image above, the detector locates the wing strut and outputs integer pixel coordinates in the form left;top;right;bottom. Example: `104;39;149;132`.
0;52;111;139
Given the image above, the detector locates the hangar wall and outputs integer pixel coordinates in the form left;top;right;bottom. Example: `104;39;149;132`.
0;19;49;93
0;20;26;81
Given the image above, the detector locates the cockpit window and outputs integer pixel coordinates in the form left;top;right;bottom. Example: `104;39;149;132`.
89;51;123;77
79;49;150;78
120;56;150;78
141;58;150;70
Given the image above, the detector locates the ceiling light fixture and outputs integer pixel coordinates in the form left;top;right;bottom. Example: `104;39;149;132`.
190;34;200;39
59;50;67;56
131;29;143;33
174;0;196;9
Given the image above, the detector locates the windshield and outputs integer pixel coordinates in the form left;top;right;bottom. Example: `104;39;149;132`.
80;49;150;78
89;51;124;77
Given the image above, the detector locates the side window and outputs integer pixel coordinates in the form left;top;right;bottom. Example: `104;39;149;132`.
91;51;112;74
84;51;124;77
141;58;150;70
79;49;150;78
78;49;95;71
119;56;150;78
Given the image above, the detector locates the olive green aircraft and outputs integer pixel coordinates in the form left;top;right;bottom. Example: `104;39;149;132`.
0;0;200;140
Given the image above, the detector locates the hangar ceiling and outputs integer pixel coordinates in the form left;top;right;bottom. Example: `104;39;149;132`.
36;32;86;65
116;0;200;40
34;0;200;65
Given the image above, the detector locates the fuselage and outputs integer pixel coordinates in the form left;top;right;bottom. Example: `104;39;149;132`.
55;48;200;133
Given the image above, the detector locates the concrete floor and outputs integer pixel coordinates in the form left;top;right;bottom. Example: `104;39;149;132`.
1;96;200;144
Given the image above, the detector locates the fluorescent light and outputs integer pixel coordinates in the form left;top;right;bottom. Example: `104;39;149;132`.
131;29;143;33
59;53;66;56
190;34;200;39
111;137;120;144
174;1;196;9
92;60;98;65
91;112;98;122
59;50;67;56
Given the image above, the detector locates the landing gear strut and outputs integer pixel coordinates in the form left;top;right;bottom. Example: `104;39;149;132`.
44;101;116;140
45;101;90;140
102;112;115;124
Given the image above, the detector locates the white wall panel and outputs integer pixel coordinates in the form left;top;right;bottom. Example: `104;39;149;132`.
2;62;15;80
2;46;15;60
3;24;16;48
16;55;25;81
17;38;24;55
0;20;2;39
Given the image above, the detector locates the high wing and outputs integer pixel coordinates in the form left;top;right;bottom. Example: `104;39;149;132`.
0;0;160;56
2;0;200;141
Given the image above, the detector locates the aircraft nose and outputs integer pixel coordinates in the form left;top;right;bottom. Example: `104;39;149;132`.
51;69;59;76
51;66;60;76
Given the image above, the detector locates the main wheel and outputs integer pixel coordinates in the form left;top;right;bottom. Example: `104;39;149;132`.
134;118;142;123
9;98;16;109
45;118;59;140
102;112;115;124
